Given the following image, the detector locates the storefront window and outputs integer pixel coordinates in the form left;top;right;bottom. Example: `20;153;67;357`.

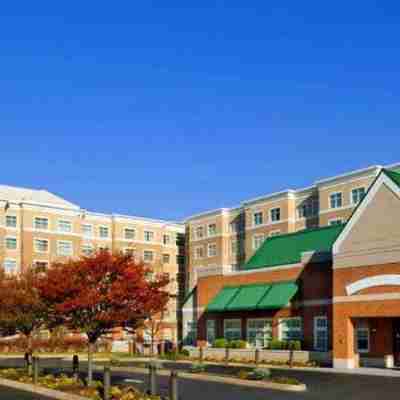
224;319;241;341
279;318;302;341
185;322;197;346
356;327;369;353
206;320;216;345
247;319;272;348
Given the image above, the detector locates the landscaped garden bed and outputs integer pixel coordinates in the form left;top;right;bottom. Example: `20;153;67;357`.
0;368;159;400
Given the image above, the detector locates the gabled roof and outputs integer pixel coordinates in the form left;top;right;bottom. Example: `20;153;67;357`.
0;185;79;209
244;224;344;270
384;169;400;187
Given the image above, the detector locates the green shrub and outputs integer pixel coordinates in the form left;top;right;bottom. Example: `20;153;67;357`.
269;340;285;350
213;338;228;348
271;376;302;386
189;363;206;373
180;349;190;357
228;340;247;349
237;370;249;380
288;340;301;351
248;367;271;381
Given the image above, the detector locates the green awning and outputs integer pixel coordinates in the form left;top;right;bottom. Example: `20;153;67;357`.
225;284;271;311
257;282;298;309
206;281;298;312
206;286;240;312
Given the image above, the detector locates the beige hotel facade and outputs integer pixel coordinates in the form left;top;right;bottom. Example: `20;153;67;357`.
0;185;184;343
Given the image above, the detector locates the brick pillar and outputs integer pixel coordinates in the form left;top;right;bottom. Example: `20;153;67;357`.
333;314;355;369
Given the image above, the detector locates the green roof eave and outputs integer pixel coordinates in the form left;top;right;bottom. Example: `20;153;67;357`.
206;286;240;312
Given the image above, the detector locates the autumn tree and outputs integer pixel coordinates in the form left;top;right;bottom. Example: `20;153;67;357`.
37;250;169;385
0;269;47;359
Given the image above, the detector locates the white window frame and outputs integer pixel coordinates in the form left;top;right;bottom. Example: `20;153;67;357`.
229;222;238;233
99;226;110;239
278;317;303;341
270;207;281;222
253;211;263;226
247;318;272;348
34;216;49;231
57;240;73;257
297;199;319;219
356;327;370;353
162;253;170;264
3;258;17;274
194;226;205;240
329;192;343;209
5;215;17;228
144;230;154;242
194;246;204;259
162;233;171;245
328;218;343;226
81;224;93;238
34;238;49;254
351;187;366;205
208;223;217;237
313;316;328;351
123;247;136;257
58;219;72;233
224;319;242;341
207;243;217;257
253;234;264;250
124;227;136;240
82;243;94;256
231;240;238;256
143;250;154;263
4;236;17;250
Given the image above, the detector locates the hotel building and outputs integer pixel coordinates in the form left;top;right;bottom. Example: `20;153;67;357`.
0;185;185;343
183;162;400;368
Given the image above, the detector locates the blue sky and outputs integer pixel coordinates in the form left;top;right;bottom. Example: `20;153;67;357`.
1;2;399;221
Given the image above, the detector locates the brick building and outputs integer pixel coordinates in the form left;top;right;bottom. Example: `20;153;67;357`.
183;168;400;369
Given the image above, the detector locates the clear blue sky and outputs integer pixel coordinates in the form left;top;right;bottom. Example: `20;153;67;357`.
1;2;399;221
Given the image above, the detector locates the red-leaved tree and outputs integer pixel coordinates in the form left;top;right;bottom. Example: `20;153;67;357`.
37;250;169;385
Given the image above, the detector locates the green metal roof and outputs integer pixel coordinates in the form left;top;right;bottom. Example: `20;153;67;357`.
206;286;240;312
384;169;400;187
225;283;271;311
257;281;298;309
206;281;298;312
244;224;344;271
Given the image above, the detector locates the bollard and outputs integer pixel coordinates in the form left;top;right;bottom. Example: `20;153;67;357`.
148;364;158;395
33;357;39;385
255;349;260;366
225;347;230;365
169;370;179;400
103;366;111;400
199;346;204;364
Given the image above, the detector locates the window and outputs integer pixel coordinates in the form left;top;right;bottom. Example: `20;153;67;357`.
124;248;136;257
195;226;204;239
82;224;93;237
194;246;204;259
185;322;197;346
330;192;343;209
208;223;217;236
34;217;49;230
99;245;109;252
124;228;136;240
208;243;217;257
82;244;94;256
5;237;17;250
99;226;109;238
279;318;302;341
231;240;239;256
269;230;281;237
253;212;263;226
298;199;319;219
270;208;281;222
314;316;328;351
206;320;216;345
329;219;343;226
356;327;369;353
224;319;241;341
352;187;366;205
34;239;49;253
57;240;73;256
144;230;154;242
5;215;17;228
163;234;171;245
247;319;272;348
34;261;48;274
3;259;17;274
162;254;170;264
229;222;238;233
253;234;264;250
143;250;154;262
58;220;72;233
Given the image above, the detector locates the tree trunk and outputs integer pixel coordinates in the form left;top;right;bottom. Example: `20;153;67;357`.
27;334;33;376
87;341;94;386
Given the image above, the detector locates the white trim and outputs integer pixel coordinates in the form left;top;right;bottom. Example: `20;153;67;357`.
33;216;50;231
5;214;18;228
194;245;205;260
333;292;400;303
242;189;295;207
207;243;218;258
350;186;366;206
318;204;354;215
98;225;110;239
346;274;400;295
247;318;272;348
123;226;136;240
333;358;355;369
333;173;400;255
278;317;302;341
328;191;343;210
57;218;73;233
4;235;18;250
81;223;93;238
245;218;293;231
315;166;381;186
143;249;155;263
57;239;73;257
270;207;281;223
224;262;303;276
